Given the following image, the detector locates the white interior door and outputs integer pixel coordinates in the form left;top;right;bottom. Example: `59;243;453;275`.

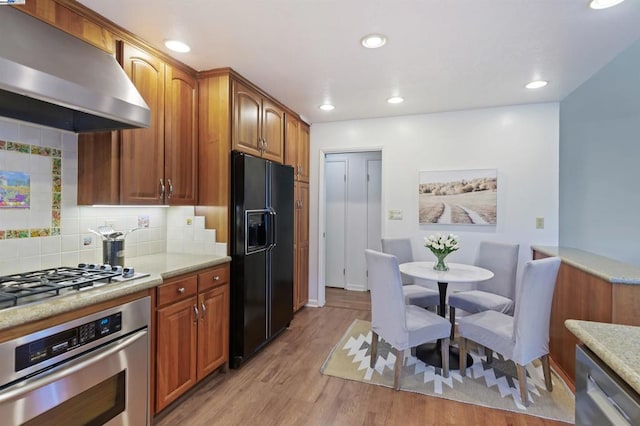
324;152;381;292
325;160;347;288
367;159;382;253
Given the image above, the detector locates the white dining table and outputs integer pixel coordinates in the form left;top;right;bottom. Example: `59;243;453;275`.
399;261;494;370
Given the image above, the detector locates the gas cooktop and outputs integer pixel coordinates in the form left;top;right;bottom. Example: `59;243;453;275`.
0;265;137;310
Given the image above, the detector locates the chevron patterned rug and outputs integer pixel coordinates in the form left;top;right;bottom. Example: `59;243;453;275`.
321;319;574;423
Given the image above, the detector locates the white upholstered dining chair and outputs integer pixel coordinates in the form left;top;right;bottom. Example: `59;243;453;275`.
381;238;440;310
365;249;451;390
457;256;561;406
448;241;519;338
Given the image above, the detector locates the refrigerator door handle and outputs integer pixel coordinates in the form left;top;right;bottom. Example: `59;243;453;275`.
268;209;278;249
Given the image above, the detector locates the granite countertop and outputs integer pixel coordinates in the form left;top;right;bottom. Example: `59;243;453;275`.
565;319;640;395
532;246;640;285
0;252;231;331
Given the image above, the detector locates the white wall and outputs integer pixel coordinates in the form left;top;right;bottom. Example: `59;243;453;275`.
309;103;560;306
560;38;640;266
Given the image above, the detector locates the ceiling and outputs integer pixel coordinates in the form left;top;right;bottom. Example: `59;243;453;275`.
77;0;640;124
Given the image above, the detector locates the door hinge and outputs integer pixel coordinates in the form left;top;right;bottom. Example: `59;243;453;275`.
344;174;346;182
343;268;346;275
367;174;370;182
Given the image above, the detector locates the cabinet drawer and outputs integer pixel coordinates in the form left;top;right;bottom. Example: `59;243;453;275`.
198;265;229;292
157;275;197;306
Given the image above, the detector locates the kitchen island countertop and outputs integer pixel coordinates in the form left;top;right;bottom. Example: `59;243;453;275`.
566;319;640;395
0;252;230;331
532;246;640;285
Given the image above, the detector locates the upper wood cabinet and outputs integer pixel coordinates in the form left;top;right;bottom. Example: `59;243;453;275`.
78;42;197;205
15;1;115;54
198;70;290;245
285;114;310;183
120;42;166;204
232;81;284;163
164;65;198;205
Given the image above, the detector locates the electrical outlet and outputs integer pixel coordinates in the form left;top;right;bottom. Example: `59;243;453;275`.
186;217;193;226
138;215;150;228
536;217;544;229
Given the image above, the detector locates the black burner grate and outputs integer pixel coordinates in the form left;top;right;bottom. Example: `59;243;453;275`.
0;267;121;308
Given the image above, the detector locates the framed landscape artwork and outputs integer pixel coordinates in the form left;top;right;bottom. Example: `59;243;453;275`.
418;169;497;225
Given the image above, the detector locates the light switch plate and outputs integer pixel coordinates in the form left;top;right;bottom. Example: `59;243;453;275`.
536;217;544;229
388;209;403;220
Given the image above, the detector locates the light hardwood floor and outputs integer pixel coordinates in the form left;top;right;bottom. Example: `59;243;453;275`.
155;288;567;425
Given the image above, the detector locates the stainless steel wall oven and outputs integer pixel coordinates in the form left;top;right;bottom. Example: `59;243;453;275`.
0;297;150;426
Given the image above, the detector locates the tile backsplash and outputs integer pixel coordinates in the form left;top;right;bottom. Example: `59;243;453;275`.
0;116;224;275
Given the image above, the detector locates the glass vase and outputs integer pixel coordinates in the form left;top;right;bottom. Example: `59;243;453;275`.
433;252;449;271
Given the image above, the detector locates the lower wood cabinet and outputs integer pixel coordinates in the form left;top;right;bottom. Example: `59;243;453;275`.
155;264;229;413
533;249;640;388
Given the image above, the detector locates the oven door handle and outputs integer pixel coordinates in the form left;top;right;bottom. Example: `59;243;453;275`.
0;329;147;404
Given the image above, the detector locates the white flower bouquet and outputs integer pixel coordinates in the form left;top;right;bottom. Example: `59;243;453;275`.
424;233;459;271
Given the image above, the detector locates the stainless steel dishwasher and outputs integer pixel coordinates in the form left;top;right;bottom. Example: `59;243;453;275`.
576;345;640;425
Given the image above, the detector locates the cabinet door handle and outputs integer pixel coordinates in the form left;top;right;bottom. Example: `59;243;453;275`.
159;178;165;199
167;179;174;199
193;304;199;324
201;302;206;319
177;287;185;294
213;275;220;281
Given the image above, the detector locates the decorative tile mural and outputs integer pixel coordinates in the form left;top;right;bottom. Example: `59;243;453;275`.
0;170;30;207
0;140;61;239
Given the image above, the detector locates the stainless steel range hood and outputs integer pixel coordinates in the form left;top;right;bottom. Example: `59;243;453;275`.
0;7;150;133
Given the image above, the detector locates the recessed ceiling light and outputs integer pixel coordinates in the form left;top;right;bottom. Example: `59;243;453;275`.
387;96;404;104
319;103;335;111
589;0;625;9
164;39;191;53
360;34;387;49
525;80;548;89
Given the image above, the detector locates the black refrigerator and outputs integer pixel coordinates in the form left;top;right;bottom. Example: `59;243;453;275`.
229;151;294;368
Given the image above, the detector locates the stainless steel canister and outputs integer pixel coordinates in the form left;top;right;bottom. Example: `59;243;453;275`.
103;238;125;267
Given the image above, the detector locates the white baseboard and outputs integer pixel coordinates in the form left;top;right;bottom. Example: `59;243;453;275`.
345;284;367;292
306;298;322;307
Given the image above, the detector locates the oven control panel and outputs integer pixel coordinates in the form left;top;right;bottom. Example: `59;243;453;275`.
15;312;122;372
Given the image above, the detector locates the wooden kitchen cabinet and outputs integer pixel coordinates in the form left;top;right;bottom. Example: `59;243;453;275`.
154;264;229;413
293;182;309;311
120;42;166;204
232;80;284;163
533;248;640;388
197;283;229;377
287;112;310;312
15;0;115;54
164;65;198;205
197;69;292;245
78;42;197;205
156;291;198;410
285;115;310;183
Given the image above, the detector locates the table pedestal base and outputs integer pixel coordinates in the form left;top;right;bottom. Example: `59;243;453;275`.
415;342;473;371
